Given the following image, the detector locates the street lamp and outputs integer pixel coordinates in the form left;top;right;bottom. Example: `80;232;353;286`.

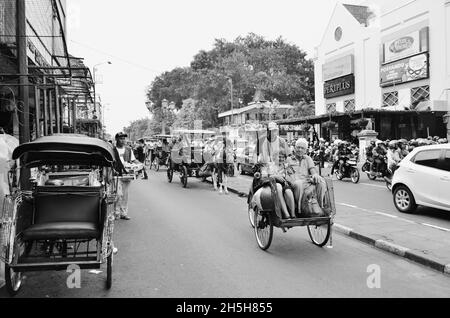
93;61;112;111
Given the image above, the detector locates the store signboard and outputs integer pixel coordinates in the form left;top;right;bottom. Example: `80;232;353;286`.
324;74;355;99
380;53;429;87
323;55;354;82
383;27;429;63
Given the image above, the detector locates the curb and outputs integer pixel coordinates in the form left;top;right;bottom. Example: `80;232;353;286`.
333;223;450;276
218;180;450;276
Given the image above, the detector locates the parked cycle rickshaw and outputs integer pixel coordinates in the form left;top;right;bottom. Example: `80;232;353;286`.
0;135;119;296
150;135;173;172
167;130;215;188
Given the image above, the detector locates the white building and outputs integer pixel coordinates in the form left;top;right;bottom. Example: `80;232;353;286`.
313;0;450;140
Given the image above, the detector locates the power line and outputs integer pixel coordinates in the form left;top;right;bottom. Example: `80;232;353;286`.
69;39;161;74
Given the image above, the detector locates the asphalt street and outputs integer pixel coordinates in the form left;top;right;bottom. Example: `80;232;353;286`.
2;169;449;298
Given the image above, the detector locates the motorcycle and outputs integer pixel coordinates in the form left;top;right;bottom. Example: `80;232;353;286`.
384;163;399;191
362;155;389;181
333;155;360;184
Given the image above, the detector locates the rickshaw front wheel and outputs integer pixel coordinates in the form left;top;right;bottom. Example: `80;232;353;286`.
307;220;331;247
5;264;23;297
254;209;273;251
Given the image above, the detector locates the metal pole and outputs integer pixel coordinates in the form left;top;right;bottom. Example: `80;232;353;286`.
55;86;61;133
43;78;48;135
93;67;96;113
230;78;234;126
49;88;54;134
34;87;41;138
17;0;29;143
72;98;77;133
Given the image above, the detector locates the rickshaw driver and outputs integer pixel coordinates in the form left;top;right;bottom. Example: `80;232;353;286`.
256;122;295;219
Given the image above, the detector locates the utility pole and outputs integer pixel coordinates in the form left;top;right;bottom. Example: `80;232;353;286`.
17;0;29;143
229;78;234;126
17;0;30;190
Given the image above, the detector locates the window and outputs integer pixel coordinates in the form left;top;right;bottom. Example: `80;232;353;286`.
413;150;442;169
411;86;430;110
344;99;355;113
382;91;398;107
442;150;450;172
326;103;337;114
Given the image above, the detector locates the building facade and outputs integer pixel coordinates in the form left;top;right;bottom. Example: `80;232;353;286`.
0;0;98;142
313;1;450;141
218;101;294;127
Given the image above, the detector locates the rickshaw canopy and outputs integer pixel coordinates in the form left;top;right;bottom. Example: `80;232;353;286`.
12;134;116;168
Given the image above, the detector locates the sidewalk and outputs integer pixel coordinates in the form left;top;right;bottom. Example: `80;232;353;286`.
221;173;450;276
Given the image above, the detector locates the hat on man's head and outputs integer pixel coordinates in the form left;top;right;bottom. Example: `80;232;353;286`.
138;138;145;143
115;132;128;140
267;122;279;131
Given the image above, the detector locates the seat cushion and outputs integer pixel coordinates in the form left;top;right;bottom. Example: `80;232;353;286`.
22;222;100;241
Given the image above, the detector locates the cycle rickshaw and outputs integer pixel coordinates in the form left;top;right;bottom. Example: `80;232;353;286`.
244;127;336;251
0;134;119;296
167;130;215;188
150;134;173;172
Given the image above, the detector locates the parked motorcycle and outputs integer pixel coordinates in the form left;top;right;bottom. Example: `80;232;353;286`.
333;155;360;184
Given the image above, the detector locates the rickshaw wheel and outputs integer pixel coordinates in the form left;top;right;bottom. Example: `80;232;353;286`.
254;209;273;251
5;264;23;297
180;166;188;188
106;250;113;290
307;220;331;247
167;168;173;183
248;204;256;228
153;159;160;172
351;168;360;184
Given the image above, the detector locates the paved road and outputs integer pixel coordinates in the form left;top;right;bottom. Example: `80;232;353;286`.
1;171;449;298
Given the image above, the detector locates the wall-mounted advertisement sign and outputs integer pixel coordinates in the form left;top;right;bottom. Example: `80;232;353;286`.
380;53;429;87
324;74;355;99
382;27;429;63
323;55;354;82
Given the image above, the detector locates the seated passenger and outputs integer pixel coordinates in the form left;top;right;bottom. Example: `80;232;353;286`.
285;138;327;217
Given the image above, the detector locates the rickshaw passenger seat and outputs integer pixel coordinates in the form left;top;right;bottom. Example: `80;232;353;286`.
22;186;104;241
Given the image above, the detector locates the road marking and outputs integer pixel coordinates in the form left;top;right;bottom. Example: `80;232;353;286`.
339;203;358;209
359;182;386;189
374;212;399;219
421;223;450;232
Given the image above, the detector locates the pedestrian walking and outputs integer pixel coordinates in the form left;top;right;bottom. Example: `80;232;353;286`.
136;139;149;179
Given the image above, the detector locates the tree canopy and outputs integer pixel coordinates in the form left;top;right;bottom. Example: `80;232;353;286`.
145;33;314;131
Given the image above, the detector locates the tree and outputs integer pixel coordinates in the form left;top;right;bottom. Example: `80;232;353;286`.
146;33;315;128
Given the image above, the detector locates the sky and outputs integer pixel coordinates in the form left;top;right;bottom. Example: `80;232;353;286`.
66;0;365;135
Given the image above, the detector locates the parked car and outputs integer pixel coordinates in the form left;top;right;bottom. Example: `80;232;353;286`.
392;144;450;213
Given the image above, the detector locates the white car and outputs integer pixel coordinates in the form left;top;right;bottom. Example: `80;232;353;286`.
392;144;450;213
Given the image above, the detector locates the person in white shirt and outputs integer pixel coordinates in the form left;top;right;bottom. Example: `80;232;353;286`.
114;132;139;220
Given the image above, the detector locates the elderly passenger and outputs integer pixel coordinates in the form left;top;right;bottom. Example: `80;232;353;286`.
285;138;327;216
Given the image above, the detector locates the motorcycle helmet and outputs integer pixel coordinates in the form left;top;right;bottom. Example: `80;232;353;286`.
388;140;398;149
375;140;382;146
